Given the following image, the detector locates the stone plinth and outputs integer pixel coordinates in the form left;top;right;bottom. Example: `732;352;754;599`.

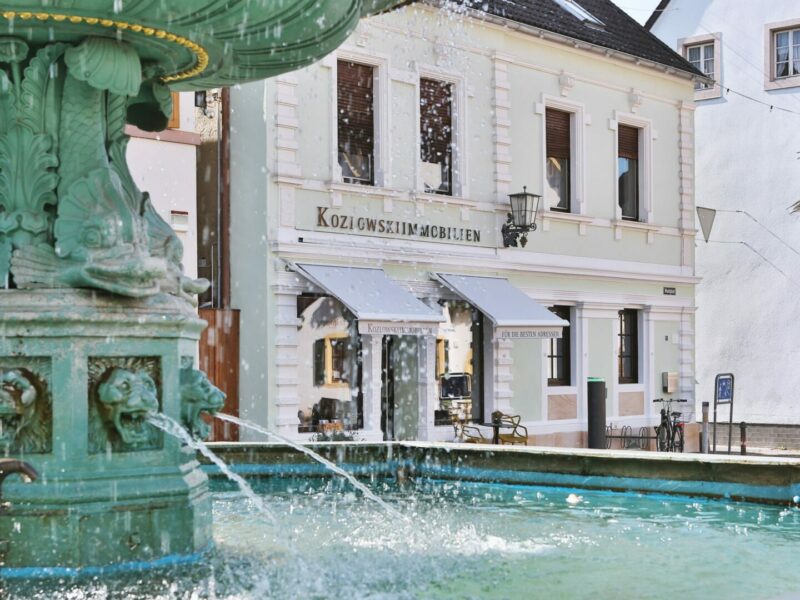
0;290;212;572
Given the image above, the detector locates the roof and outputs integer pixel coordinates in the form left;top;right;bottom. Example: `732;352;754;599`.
453;0;703;78
644;0;672;30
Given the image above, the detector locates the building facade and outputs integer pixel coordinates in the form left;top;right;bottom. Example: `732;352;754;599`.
650;0;800;436
230;0;702;443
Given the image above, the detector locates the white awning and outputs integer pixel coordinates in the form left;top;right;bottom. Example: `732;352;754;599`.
435;273;568;339
295;264;443;335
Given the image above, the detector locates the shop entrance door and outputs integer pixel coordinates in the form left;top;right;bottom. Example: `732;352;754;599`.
381;336;396;441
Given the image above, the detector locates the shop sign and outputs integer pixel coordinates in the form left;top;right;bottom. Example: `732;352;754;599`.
358;321;438;336
496;328;562;339
316;207;484;244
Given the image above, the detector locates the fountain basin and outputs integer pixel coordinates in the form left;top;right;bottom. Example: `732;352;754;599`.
5;443;800;598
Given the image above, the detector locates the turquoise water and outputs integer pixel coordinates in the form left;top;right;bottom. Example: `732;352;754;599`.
9;477;800;599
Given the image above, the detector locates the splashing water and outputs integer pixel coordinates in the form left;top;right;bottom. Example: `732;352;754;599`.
214;413;403;519
147;412;275;523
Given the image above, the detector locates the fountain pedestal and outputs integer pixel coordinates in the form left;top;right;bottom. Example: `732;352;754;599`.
0;290;212;571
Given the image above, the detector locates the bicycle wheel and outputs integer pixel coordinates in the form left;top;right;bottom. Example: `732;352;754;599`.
674;426;684;453
656;425;669;452
605;425;612;449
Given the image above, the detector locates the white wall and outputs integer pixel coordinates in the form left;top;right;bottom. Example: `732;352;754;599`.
652;0;800;424
127;136;198;280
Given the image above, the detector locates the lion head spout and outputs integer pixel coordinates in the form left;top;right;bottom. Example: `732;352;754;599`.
96;368;159;445
180;368;225;440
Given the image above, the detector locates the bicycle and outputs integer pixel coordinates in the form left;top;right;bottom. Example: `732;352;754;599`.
653;398;687;452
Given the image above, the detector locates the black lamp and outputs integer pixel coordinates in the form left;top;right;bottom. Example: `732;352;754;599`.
501;186;541;247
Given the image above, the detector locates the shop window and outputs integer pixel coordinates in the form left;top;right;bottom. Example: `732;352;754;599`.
297;295;362;433
545;108;571;212
436;301;483;424
617;125;640;221
337;60;375;185
618;309;639;384
547;306;571;386
420;78;453;195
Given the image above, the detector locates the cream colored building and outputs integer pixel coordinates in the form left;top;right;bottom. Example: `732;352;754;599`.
229;1;704;444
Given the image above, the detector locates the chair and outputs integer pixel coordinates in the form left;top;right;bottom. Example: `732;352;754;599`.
497;413;528;446
452;417;488;444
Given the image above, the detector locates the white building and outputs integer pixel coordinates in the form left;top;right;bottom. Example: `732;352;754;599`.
127;92;200;281
229;0;704;444
650;0;800;435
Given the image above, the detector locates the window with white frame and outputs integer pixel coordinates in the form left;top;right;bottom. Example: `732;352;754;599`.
420;78;454;195
337;60;375;185
764;20;800;90
686;42;714;90
617;124;640;221
545;108;572;212
552;0;604;27
774;28;800;79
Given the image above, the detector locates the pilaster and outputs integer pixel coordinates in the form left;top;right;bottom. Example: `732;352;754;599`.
416;335;437;441
491;53;513;202
360;334;384;441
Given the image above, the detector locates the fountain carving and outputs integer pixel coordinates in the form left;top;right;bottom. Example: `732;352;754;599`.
0;0;405;575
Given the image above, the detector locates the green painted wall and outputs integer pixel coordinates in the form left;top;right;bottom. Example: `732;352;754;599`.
510;339;543;421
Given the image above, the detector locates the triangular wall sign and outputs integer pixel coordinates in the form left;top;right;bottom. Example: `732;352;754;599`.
697;207;716;243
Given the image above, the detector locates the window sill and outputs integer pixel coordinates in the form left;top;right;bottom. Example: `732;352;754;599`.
542;211;594;236
329;181;400;197
694;85;722;101
613;219;659;244
618;383;644;391
765;75;800;91
547;385;577;394
415;191;478;207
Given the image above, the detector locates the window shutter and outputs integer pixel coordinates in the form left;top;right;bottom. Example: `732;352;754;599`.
337;61;374;159
313;339;325;386
420;78;453;164
618;124;639;159
546;108;571;159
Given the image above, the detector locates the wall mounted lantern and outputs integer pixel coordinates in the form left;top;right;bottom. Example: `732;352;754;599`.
501;186;541;248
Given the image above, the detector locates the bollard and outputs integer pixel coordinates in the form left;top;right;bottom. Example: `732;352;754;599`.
702;402;709;454
587;378;607;449
740;421;747;455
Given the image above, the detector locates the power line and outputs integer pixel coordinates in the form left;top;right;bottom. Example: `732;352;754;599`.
707;240;800;289
714;209;800;258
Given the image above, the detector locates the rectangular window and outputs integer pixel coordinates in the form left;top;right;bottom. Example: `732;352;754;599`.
618;309;639;384
420;78;453;195
618;125;640;221
337;60;374;185
775;28;800;79
687;42;715;90
547;306;571;386
545;108;571;212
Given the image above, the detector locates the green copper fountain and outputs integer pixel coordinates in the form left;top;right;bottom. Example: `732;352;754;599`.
0;0;403;573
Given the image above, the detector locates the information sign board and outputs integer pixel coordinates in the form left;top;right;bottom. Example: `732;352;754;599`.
713;373;735;454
